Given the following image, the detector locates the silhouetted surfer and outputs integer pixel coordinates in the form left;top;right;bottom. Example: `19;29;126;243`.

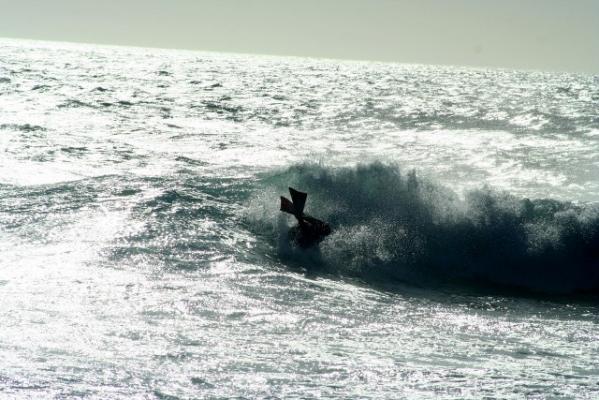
280;187;331;248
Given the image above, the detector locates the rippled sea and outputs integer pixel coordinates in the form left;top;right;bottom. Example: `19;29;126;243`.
1;38;599;399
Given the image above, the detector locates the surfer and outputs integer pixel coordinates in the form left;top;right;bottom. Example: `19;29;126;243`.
280;187;331;248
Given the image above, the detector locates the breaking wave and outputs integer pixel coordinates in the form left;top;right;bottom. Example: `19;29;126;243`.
246;162;599;294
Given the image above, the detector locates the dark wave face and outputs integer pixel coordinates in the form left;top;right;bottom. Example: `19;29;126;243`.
247;163;599;294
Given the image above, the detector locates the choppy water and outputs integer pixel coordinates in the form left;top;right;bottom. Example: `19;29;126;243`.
1;38;599;398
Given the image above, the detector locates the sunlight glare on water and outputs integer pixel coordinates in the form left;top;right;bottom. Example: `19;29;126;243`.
0;38;598;398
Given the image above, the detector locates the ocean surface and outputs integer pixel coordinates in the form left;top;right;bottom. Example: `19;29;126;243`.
1;38;599;399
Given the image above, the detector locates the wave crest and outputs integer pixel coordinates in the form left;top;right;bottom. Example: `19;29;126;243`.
247;162;599;294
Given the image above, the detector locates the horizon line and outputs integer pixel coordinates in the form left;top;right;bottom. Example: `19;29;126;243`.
0;35;593;77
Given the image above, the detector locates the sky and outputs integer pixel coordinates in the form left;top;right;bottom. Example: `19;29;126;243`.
0;0;597;73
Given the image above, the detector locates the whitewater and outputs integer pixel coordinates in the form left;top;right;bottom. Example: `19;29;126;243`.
1;38;598;398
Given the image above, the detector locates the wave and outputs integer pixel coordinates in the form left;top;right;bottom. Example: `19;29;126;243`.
0;123;46;132
246;162;599;294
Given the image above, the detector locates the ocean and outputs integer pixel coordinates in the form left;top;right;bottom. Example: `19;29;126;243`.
1;38;598;399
